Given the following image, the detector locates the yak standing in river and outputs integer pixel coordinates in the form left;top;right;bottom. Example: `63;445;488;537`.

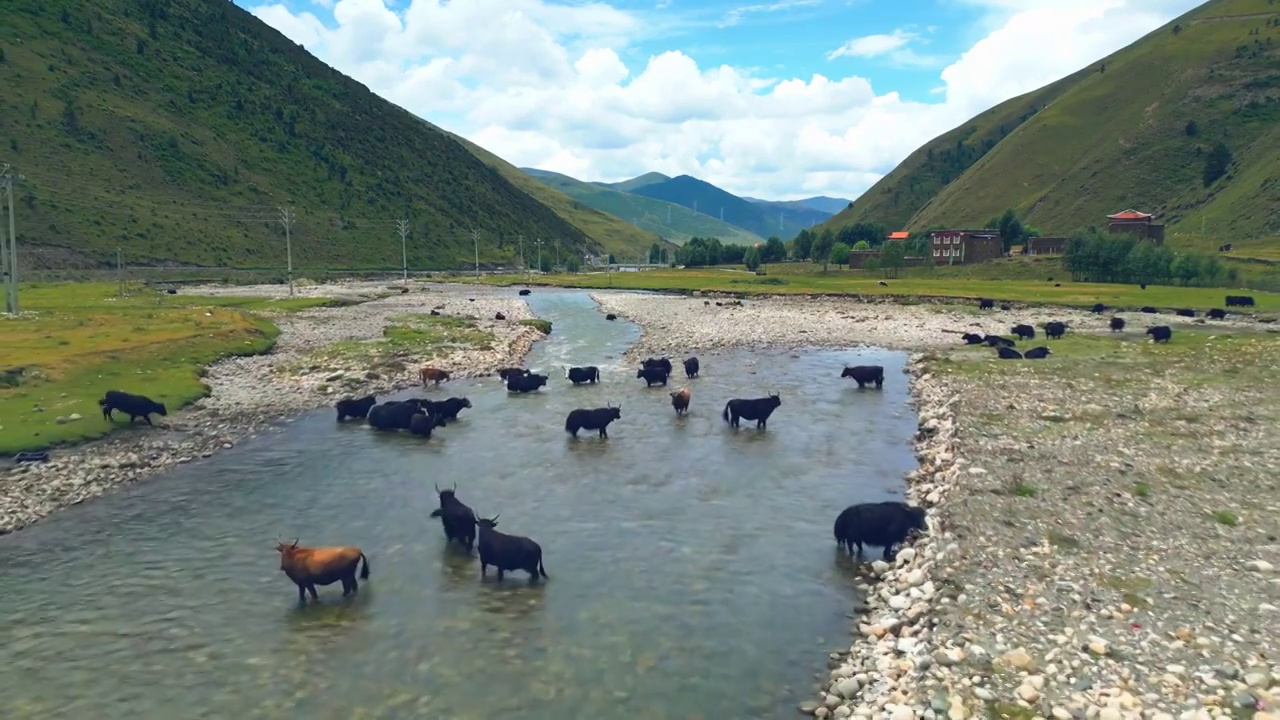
833;501;927;562
722;393;782;429
475;515;548;582
636;366;669;387
429;482;476;551
565;404;622;438
276;537;371;605
566;366;601;385
683;357;700;378
507;373;549;393
335;394;377;421
670;387;691;416
840;365;884;389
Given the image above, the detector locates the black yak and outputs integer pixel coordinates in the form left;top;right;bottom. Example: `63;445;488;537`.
832;501;927;561
636;366;669;387
565;405;622;438
683;356;700;378
1176;308;1195;318
420;396;472;425
1091;303;1107;314
276;538;370;605
642;357;673;374
497;367;528;381
408;412;441;437
566;366;600;385
978;298;995;310
475;515;548;581
99;390;168;426
429;482;476;551
996;346;1023;359
518;289;531;296
961;332;984;345
840;365;884;389
1023;346;1051;359
605;313;617;321
670;387;691;416
335;395;377;421
1225;295;1255;307
722;393;782;429
494;312;506;321
1043;321;1066;340
1139;306;1157;314
984;334;1016;348
507;373;549;393
1011;324;1035;340
367;401;421;430
1146;325;1172;343
1207;308;1227;320
1110;316;1126;332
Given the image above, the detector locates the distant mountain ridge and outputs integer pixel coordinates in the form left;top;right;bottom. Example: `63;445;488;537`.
627;175;831;240
744;195;852;215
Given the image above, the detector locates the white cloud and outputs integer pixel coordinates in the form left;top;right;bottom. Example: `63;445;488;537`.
719;0;822;28
246;0;1203;202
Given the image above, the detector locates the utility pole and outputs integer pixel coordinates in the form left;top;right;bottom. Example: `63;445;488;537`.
1;164;21;315
536;237;542;275
693;200;698;215
720;207;724;222
471;228;479;281
396;219;410;283
518;234;525;279
555;239;560;270
117;247;124;298
278;206;295;297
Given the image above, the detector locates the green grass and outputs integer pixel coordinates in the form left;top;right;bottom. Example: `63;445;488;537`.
296;314;496;374
1212;509;1240;526
822;0;1280;249
521;168;765;246
0;0;631;272
0;282;344;454
443;132;672;259
517;318;553;334
477;262;1280;310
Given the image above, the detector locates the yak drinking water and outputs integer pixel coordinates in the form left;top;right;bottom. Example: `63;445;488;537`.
832;501;927;561
475;515;548;582
428;482;477;551
420;396;472;425
840;365;884;389
335;394;377;421
565;404;622;438
566;366;601;385
722;393;782;429
99;390;168;426
275;538;371;605
507;373;549;393
636;366;669;387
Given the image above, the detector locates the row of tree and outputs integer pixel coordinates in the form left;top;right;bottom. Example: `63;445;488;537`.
1063;230;1237;286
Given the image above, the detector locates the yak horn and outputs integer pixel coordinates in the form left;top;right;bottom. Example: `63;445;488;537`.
434;482;441;493
291;537;299;547
452;481;457;492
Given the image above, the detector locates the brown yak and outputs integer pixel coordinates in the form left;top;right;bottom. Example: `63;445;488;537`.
418;366;451;386
275;538;371;605
670;387;691;416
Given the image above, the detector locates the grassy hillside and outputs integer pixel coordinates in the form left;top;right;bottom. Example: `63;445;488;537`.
824;0;1280;253
0;0;598;271
629;175;824;240
763;196;851;215
596;172;670;192
522;168;764;246
443;135;669;259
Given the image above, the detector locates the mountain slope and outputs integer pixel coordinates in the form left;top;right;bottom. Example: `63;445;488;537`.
746;196;851;215
628;175;823;240
824;0;1280;248
596;172;670;192
522;168;764;245
444;134;669;258
0;0;597;270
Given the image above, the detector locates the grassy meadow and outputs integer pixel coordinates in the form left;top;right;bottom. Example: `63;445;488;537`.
478;262;1280;311
0;282;340;454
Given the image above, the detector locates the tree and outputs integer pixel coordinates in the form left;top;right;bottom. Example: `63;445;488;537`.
830;242;851;268
852;240;870;251
996;209;1023;252
793;229;814;260
763;236;787;263
1203;141;1232;186
1184;119;1199;137
607;254;616;264
811;229;836;271
880;241;906;278
744;246;762;271
565;258;581;273
647;242;662;264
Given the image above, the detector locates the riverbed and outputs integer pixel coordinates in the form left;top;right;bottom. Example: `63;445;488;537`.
0;290;918;719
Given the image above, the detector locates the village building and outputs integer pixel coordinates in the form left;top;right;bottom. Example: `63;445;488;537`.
886;231;910;241
929;229;1003;265
1024;236;1068;255
1106;209;1165;244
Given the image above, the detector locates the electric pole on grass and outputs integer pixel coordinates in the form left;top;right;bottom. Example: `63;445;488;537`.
117;248;124;298
278;206;295;297
396;219;410;283
536;237;542;275
518;234;525;279
471;228;480;281
1;163;22;315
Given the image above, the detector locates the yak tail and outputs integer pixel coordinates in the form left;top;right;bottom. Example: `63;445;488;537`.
359;552;371;580
721;401;731;422
429;508;442;518
564;415;575;433
538;556;548;578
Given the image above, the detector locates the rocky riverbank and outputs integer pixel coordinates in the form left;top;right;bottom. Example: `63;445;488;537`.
0;282;542;535
590;290;1280;720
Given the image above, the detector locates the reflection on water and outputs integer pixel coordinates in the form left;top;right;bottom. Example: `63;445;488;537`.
0;290;918;720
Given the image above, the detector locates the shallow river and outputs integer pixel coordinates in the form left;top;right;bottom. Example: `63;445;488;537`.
0;290;918;720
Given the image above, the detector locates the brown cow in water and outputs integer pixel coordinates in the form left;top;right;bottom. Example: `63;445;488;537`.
275;538;371;605
670;387;691;416
418;366;451;386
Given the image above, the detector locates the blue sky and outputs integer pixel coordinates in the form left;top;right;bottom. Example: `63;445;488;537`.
240;0;1202;200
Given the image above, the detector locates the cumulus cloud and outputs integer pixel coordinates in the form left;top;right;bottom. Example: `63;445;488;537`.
246;0;1202;202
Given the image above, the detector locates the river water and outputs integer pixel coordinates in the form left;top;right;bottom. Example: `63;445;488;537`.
0;290;918;720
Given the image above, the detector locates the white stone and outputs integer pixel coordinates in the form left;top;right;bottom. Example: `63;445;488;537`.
890;706;915;720
1246;560;1274;573
837;678;861;699
889;595;911;610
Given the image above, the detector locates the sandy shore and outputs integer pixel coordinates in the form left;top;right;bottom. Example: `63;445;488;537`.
0;282;542;535
591;291;1280;720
